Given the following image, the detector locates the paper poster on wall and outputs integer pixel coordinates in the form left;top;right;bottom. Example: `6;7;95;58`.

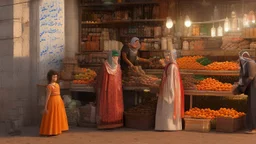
39;0;65;81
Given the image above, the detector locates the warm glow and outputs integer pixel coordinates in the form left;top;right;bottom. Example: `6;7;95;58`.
224;17;229;32
217;25;223;36
243;14;249;27
166;17;173;29
211;25;216;37
184;15;192;27
252;14;255;23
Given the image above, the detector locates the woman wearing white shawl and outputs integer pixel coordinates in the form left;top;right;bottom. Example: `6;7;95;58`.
232;51;256;134
155;50;184;131
95;50;124;129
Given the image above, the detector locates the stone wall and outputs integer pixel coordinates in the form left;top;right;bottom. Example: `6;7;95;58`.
0;0;80;133
0;0;32;132
65;0;79;58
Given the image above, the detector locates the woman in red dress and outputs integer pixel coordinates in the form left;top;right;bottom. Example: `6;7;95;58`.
95;50;124;129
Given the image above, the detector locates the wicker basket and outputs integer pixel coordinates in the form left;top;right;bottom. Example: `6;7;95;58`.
66;108;80;126
79;104;96;127
60;70;73;80
184;118;211;132
124;112;155;130
216;116;245;133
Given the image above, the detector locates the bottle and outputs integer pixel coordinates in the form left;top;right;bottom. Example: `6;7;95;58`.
161;37;167;50
217;24;223;36
213;6;219;20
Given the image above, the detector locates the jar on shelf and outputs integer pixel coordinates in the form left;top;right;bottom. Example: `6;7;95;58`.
217;25;223;36
167;37;173;51
211;25;216;37
161;37;167;50
189;41;195;50
182;41;189;50
154;26;162;37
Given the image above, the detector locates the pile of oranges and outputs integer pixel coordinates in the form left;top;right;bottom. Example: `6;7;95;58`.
185;107;246;119
205;61;239;70
177;56;205;70
73;79;94;84
196;78;232;91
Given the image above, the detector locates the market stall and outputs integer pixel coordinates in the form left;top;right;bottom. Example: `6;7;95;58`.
36;0;256;132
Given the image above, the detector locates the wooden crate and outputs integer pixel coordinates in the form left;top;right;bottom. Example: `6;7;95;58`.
184;118;211;132
216;116;245;133
124;112;155;130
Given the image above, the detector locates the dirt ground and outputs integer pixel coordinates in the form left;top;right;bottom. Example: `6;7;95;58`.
0;126;255;144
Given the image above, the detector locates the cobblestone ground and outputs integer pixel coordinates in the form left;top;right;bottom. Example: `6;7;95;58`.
0;127;255;144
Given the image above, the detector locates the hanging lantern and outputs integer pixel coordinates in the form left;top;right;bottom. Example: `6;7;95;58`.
252;13;255;24
211;25;216;37
243;14;249;27
166;17;173;29
224;17;230;32
184;15;192;27
217;24;223;36
248;11;255;24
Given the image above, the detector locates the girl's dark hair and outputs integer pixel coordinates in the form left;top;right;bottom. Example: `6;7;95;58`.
47;70;59;84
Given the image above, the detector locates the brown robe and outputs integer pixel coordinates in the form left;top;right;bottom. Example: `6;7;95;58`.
236;61;256;130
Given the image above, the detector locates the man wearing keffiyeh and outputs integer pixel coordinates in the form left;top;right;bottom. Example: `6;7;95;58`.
232;50;256;134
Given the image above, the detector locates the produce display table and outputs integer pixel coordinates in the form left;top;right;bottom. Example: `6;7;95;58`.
70;85;155;106
184;90;247;109
180;70;239;76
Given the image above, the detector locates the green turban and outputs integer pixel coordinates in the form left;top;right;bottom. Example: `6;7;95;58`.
112;50;119;57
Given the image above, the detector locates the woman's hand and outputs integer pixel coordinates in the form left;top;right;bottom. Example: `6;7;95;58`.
148;59;153;65
159;59;166;67
42;107;48;114
129;63;134;68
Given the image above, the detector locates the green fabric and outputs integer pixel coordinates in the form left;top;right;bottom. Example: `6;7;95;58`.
112;50;119;56
196;57;212;66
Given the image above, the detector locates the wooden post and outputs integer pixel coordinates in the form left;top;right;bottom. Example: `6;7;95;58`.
190;95;193;109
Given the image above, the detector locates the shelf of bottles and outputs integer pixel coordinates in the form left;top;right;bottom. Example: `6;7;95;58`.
79;0;166;52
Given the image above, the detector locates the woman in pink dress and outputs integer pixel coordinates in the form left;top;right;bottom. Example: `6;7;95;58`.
95;50;124;129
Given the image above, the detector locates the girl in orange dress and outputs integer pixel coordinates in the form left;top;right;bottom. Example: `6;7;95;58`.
40;70;69;136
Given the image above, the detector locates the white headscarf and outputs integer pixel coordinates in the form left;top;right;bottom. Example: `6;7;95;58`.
129;37;141;54
105;50;119;75
107;51;117;69
164;49;177;65
238;51;253;85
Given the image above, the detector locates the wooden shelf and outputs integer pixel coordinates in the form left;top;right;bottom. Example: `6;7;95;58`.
184;90;246;97
181;49;256;57
139;50;164;52
70;85;155;92
242;37;256;39
120;35;154;38
81;19;165;25
144;69;239;76
80;2;159;7
181;36;223;39
180;69;239;76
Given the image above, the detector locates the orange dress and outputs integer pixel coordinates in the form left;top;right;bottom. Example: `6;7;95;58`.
40;84;69;136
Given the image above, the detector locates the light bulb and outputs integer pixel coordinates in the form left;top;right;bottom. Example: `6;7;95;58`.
224;17;229;32
166;17;173;29
184;15;192;27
